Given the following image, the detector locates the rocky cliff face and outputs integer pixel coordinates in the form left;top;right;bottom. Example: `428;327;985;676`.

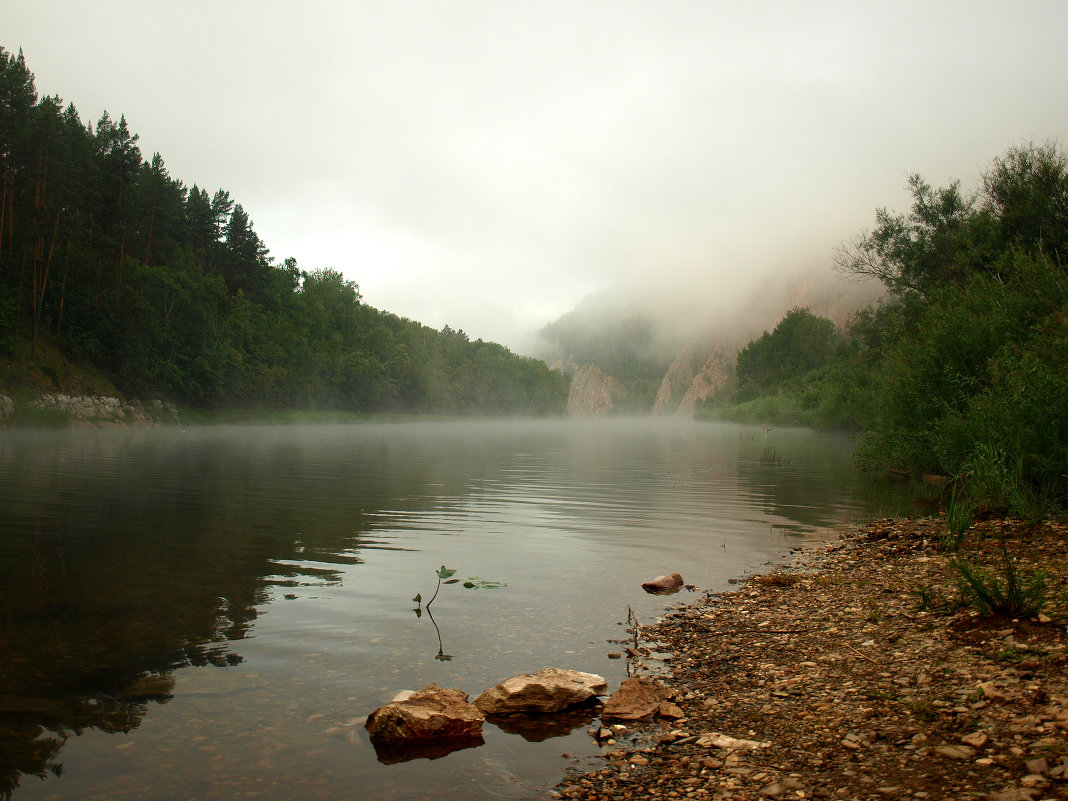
567;365;626;416
653;345;735;416
678;348;734;415
652;342;708;415
553;269;880;419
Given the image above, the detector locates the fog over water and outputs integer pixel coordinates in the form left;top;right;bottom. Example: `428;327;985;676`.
7;1;1068;351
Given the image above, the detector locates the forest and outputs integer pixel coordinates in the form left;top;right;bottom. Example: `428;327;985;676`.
704;141;1068;509
0;47;568;416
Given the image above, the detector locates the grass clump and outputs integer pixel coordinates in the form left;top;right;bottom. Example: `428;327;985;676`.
940;481;974;551
950;546;1048;618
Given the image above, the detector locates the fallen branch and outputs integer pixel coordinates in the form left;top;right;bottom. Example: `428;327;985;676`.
841;642;880;665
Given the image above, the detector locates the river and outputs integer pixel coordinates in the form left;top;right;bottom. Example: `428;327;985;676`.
0;418;913;800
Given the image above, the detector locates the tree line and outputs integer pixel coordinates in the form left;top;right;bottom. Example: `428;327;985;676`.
704;141;1068;508
0;47;568;415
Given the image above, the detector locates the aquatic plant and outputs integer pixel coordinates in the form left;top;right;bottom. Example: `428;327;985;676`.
412;566;506;613
411;566;507;661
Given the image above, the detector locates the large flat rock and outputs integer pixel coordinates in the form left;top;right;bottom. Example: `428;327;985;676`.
474;667;607;715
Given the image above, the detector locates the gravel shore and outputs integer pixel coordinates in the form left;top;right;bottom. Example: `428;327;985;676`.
551;518;1068;801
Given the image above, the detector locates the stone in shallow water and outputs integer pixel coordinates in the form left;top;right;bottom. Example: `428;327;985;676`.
473;667;607;715
365;684;484;744
641;573;684;593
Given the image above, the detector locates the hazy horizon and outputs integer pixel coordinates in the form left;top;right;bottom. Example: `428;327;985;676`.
7;1;1067;354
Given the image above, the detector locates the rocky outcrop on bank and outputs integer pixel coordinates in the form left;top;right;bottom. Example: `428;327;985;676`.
652;344;706;415
553;518;1068;801
567;365;627;416
676;348;734;416
651;343;735;416
1;393;179;426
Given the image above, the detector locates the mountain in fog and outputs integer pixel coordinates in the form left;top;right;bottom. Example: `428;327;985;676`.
538;269;880;416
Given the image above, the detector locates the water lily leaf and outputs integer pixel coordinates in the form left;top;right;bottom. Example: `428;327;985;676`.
412;593;422;604
443;579;460;584
436;566;457;579
463;577;507;590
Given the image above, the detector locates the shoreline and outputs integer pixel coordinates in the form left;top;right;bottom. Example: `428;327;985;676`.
551;518;1067;801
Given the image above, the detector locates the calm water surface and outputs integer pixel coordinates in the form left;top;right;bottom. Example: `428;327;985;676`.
0;418;911;800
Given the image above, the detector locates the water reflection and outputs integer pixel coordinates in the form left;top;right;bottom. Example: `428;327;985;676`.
487;706;599;742
0;427;419;797
372;735;486;765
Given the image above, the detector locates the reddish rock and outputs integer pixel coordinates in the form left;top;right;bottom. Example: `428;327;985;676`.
474;667;607;715
601;677;677;721
365;684;484;744
642;573;684;593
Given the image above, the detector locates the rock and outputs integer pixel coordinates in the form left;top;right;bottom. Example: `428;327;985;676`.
961;731;990;748
641;573;684;593
601;677;676;721
473;667;607;715
567;365;626;416
759;782;786;797
365;684;484;744
977;682;1014;702
1023;757;1048;775
658;729;691;743
28;393;178;426
696;733;771;752
934;744;976;760
985;789;1037;801
657;701;685;719
652;344;735;416
0;395;13;420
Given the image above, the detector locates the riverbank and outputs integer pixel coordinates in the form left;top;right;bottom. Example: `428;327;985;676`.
552;518;1068;801
0;392;489;427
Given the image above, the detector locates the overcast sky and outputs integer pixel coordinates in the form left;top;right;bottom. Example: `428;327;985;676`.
6;1;1068;352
